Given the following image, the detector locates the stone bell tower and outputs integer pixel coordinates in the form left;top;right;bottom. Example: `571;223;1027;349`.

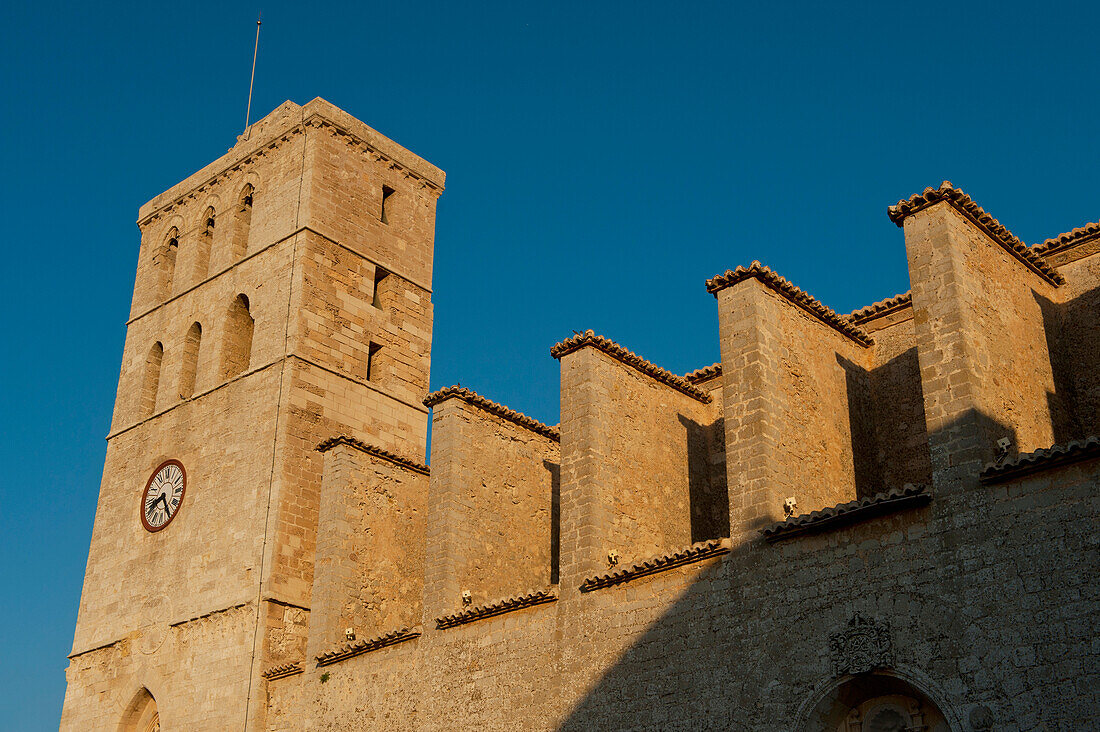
60;99;444;730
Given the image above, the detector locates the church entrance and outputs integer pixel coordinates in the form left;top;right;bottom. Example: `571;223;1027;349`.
802;673;951;731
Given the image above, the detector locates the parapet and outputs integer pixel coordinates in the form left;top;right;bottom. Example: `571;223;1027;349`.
424;385;560;440
551;330;713;402
705;262;874;346
887;181;1064;285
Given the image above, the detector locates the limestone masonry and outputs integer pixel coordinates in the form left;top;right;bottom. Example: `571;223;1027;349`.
62;99;1099;731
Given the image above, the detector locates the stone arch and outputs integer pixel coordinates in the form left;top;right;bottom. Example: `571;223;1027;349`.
231;183;255;260
155;227;180;300
141;342;164;419
179;322;202;399
220;294;254;380
796;668;963;732
117;687;159;732
192;205;215;283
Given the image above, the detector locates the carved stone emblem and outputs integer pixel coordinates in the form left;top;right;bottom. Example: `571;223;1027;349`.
830;612;894;677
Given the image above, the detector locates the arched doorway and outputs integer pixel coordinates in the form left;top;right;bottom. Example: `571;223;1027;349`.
801;672;951;731
118;687;160;732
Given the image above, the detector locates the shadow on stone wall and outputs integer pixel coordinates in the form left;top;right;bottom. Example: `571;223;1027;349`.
1035;288;1100;442
554;410;1034;732
545;459;560;586
679;414;730;542
837;350;931;496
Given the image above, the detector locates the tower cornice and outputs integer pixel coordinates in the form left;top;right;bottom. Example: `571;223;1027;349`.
137;98;445;229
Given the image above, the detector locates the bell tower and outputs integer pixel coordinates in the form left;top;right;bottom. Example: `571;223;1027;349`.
61;99;444;730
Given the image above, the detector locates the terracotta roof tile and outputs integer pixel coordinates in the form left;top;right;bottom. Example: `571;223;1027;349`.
579;538;731;592
261;661;303;680
887;182;1064;286
979;436;1100;484
315;626;421;667
684;362;722;383
705;262;874;346
550;331;713;403
1032;221;1100;256
761;484;930;542
423;386;560;441
848;292;913;324
315;435;430;475
435;588;557;629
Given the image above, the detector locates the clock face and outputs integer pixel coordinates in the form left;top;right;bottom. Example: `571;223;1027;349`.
141;460;186;532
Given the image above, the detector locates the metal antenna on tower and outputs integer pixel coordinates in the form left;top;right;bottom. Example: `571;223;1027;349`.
243;12;262;138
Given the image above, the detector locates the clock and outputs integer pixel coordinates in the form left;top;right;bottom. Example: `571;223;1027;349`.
141;460;186;532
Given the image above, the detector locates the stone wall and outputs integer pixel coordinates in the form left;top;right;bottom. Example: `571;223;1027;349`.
558;344;724;578
308;442;428;655
715;272;874;537
425;394;560;615
265;452;1099;731
904;201;1060;468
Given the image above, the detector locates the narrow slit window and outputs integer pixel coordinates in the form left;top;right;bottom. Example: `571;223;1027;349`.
372;266;389;309
381;185;395;224
367;342;382;382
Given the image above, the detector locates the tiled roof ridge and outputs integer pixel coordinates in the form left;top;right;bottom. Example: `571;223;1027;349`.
761;484;930;542
1032;221;1100;255
887;181;1064;286
435;588;558;629
423;386;560;441
848;291;913;324
549;331;714;403
315;626;422;667
979;435;1100;483
316;435;430;475
704;262;875;347
684;362;722;383
579;538;731;592
261;661;303;680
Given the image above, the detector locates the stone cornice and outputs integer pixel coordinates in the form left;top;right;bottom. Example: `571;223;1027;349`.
305;113;444;194
848;292;913;324
138;98;445;228
979;436;1100;484
1032;221;1100;256
579;538;731;592
138;122;303;228
261;662;303;680
761;484;930;542
435;589;558;629
424;386;560;441
887;182;1064;286
550;331;713;403
705;263;874;347
684;362;722;384
316;435;430;475
315;626;422;667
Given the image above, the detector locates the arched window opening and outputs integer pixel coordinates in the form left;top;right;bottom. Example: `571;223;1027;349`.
232;185;254;260
179;322;202;399
156;228;179;299
141;342;163;419
118;687;159;732
193;207;214;283
220;294;254;380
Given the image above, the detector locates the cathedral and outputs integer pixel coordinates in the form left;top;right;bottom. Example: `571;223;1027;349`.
62;99;1099;730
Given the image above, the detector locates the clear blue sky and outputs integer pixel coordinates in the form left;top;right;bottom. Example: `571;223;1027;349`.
0;1;1096;727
